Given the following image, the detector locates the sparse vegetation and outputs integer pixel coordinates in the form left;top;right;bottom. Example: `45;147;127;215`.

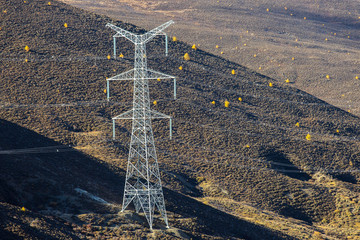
183;53;190;61
196;176;205;183
0;0;360;239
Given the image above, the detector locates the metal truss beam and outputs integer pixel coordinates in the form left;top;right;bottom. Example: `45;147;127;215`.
112;109;173;140
106;68;177;101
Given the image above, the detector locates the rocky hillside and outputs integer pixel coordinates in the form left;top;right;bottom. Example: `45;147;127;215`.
1;0;360;239
60;0;360;117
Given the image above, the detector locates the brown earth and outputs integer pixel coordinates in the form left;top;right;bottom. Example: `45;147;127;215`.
1;0;360;239
60;0;360;116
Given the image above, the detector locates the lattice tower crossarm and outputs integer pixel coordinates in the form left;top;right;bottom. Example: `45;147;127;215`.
106;68;177;101
108;21;171;59
106;21;175;230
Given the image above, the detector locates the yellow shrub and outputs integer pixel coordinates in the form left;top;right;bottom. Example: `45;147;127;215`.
196;176;205;183
329;181;336;186
183;53;190;61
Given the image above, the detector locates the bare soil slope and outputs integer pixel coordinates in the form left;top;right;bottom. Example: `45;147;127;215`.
60;0;360;116
1;0;360;239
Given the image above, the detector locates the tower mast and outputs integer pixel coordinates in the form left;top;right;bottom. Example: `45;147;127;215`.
106;21;175;229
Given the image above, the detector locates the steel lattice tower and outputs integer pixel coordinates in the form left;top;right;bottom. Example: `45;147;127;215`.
106;21;175;229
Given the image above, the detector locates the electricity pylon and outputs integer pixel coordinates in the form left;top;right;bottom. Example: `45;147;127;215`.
106;22;176;101
106;21;175;230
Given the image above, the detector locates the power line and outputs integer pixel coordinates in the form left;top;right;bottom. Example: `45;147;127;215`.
1;43;356;110
0;36;358;182
0;100;129;109
171;99;360;143
156;136;357;173
0;145;73;155
0;49;356;110
0;137;112;155
156;141;359;175
2;135;355;175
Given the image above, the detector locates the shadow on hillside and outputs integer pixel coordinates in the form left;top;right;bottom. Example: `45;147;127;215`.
334;173;358;184
164;188;294;240
0;201;80;240
0;118;125;212
0;118;293;239
0;229;21;240
261;149;311;181
290;8;360;33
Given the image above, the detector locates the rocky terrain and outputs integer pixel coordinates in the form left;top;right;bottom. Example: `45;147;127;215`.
61;0;360;116
1;0;360;239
